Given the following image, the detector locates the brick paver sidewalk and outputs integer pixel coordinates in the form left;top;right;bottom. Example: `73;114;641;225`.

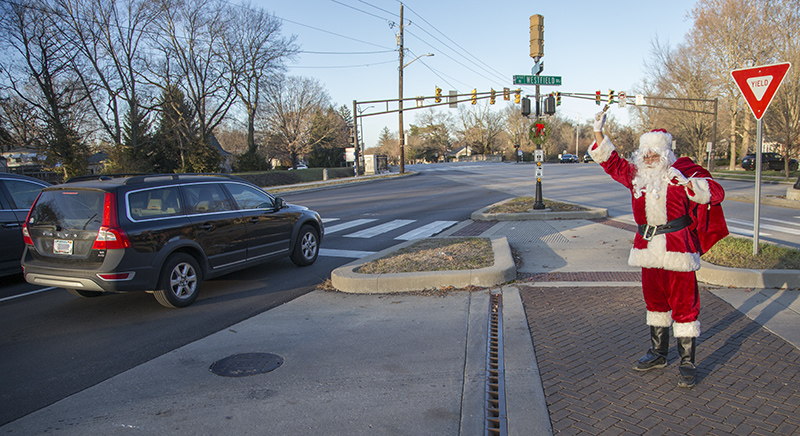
518;285;800;435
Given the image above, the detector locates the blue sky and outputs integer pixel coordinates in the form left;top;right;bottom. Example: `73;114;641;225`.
257;0;698;147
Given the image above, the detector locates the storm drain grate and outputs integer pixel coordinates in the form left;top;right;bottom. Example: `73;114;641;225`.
210;353;283;377
485;292;507;436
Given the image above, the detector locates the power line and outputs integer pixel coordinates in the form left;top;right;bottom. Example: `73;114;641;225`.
403;3;508;83
292;59;397;69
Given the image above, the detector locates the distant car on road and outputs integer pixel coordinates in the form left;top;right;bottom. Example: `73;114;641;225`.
559;154;578;163
0;173;49;277
742;153;798;171
21;173;323;308
583;153;594;163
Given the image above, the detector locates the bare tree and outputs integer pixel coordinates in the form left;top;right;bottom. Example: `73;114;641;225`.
1;0;91;178
154;0;236;145
688;0;773;170
262;76;331;167
222;3;297;157
54;0;161;149
764;0;800;178
456;102;503;155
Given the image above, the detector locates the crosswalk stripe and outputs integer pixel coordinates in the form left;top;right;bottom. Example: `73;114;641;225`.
727;218;795;235
325;219;377;234
395;221;458;240
319;248;376;259
345;219;416;238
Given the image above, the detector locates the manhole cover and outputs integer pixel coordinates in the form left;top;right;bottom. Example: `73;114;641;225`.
210;353;283;377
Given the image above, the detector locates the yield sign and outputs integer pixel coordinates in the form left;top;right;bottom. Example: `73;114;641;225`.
731;62;791;120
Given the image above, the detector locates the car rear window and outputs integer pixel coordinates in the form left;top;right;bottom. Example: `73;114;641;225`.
28;189;105;231
128;187;182;220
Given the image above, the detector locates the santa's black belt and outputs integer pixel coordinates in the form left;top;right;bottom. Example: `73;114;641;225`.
637;215;692;241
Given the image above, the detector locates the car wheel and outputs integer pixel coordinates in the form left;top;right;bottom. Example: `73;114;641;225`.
153;253;201;308
762;162;770;171
790;162;798;172
290;225;319;266
66;288;103;298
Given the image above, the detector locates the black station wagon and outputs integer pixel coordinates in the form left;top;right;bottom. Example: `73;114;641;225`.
21;174;323;308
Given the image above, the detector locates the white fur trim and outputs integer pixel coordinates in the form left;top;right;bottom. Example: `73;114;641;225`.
639;131;673;152
628;234;701;271
647;310;672;327
688;177;711;204
644;177;669;225
673;320;701;338
589;136;614;164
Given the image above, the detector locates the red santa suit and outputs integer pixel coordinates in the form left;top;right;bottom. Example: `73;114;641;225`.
588;130;727;339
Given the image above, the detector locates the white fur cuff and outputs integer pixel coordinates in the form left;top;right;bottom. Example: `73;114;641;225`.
673;320;701;338
589;135;614;164
688;177;712;204
647;310;672;327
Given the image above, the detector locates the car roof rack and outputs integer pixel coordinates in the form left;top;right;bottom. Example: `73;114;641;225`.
65;173;148;183
122;173;240;185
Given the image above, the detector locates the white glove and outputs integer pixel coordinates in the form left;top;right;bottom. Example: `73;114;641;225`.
593;111;606;132
668;167;690;185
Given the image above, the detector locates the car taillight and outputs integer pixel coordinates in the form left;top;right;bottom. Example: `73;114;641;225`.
92;192;131;250
22;225;33;245
21;191;42;246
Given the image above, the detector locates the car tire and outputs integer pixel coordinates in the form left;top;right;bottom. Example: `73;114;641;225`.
153;253;201;308
66;288;103;298
290;225;319;267
762;162;770;171
790;162;798;172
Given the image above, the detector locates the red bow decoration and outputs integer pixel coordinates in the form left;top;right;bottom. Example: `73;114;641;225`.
535;123;545;136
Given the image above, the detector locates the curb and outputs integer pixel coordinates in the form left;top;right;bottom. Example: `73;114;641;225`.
330;237;516;293
470;198;608;221
698;260;800;289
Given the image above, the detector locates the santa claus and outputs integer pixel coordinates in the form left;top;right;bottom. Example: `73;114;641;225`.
588;111;727;389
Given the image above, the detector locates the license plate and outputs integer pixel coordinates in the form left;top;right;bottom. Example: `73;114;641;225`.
53;239;74;255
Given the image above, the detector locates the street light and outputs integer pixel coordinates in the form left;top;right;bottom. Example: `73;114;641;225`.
398;50;433;174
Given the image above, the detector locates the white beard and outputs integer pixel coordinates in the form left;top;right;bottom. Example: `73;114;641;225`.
632;160;669;200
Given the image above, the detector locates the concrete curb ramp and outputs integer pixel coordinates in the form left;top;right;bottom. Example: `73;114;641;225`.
331;237;516;293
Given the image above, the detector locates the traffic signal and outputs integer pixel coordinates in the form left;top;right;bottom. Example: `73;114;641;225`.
503;87;510;101
521;97;531;116
544;94;556;115
515;89;521;104
490;89;496;104
608;89;615;104
529;14;544;59
435;86;442;103
596;90;601;105
556;91;561;106
471;88;477;105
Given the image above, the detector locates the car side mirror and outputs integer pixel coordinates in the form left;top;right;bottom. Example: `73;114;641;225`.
274;197;287;210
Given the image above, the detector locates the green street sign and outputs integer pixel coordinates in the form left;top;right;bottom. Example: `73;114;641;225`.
513;75;562;86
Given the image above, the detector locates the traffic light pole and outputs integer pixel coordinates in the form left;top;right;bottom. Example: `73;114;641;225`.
533;83;545;210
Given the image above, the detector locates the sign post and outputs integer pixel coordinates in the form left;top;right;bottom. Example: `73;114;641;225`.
731;62;791;255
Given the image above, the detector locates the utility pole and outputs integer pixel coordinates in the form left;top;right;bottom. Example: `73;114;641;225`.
575;114;580;158
397;4;405;174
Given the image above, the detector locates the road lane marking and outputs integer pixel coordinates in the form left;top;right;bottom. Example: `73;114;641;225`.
0;287;57;303
344;219;416;238
325;219;377;234
395;221;458;240
319;249;376;258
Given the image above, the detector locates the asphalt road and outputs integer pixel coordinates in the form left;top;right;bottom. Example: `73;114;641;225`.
1;161;798;425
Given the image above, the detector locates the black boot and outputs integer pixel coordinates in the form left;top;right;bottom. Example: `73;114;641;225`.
676;337;697;388
633;326;670;371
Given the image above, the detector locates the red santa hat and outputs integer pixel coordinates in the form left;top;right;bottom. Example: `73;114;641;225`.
637;129;676;164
